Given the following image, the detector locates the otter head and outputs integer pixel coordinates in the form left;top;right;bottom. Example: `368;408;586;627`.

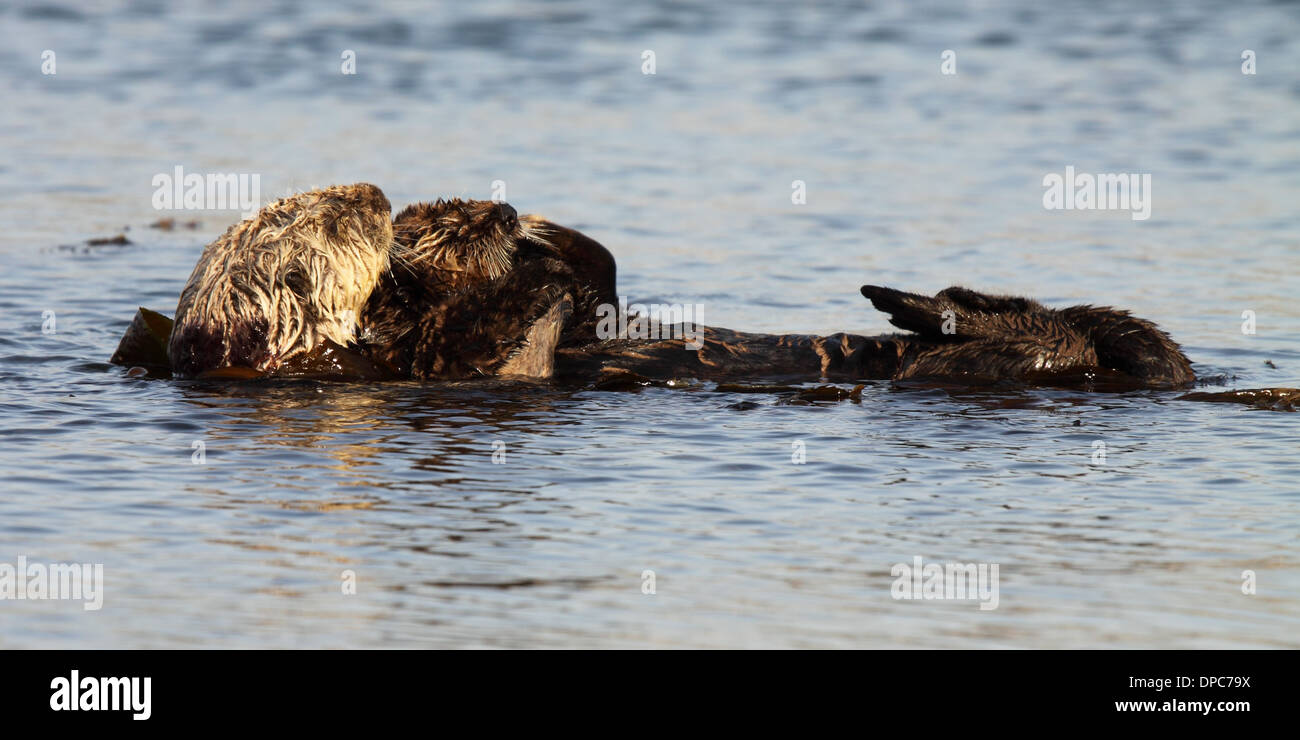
388;198;543;292
361;197;616;377
360;201;619;378
169;182;394;377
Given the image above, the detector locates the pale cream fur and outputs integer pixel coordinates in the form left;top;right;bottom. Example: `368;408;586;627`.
170;183;393;374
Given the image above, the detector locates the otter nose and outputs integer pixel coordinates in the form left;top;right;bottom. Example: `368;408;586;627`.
497;202;518;228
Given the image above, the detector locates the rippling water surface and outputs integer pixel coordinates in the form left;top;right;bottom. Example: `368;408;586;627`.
1;0;1298;648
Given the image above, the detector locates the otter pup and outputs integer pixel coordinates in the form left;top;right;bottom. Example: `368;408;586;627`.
169;183;393;378
357;200;615;379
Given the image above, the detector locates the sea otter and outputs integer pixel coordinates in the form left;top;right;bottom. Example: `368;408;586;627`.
168;183;393;378
356;199;616;379
112;184;1288;405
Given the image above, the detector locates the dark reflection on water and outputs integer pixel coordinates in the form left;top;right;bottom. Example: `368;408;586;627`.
1;0;1298;648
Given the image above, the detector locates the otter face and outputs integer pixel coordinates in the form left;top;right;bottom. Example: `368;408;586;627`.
389;198;541;292
169;183;394;377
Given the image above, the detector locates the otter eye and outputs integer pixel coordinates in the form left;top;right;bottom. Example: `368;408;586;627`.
497;202;518;229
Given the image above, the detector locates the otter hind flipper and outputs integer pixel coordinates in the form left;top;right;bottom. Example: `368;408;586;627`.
860;285;994;340
861;285;1055;343
498;293;573;378
860;285;959;339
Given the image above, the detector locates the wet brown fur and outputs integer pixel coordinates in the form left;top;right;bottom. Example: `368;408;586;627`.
167;185;1194;389
551;285;1195;389
361;207;1193;388
859;285;1195;386
359;199;594;379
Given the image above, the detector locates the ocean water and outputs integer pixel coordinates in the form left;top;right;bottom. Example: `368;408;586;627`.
0;0;1297;648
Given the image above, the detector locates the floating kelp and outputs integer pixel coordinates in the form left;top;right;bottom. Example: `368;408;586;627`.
149;218;201;231
715;383;803;394
1178;388;1299;411
716;382;865;404
85;234;131;246
109;308;174;375
796;384;865;402
586;369;703;391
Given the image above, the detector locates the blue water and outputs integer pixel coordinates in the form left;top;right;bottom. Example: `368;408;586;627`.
0;0;1297;647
